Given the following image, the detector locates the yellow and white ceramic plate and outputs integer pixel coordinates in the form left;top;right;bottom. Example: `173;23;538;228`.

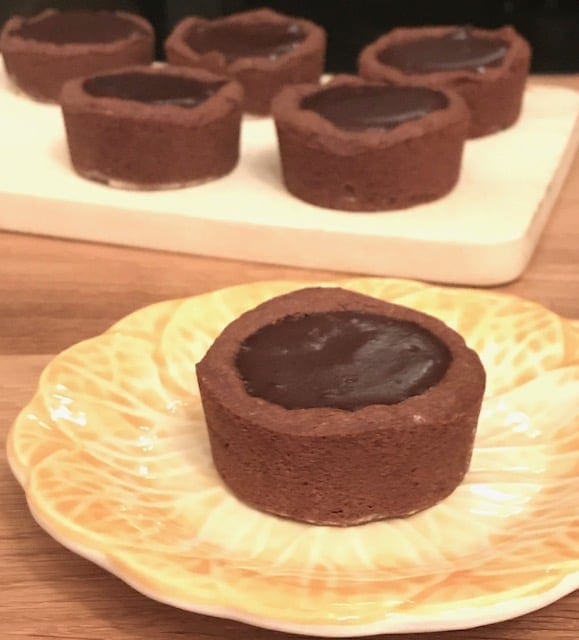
7;279;579;637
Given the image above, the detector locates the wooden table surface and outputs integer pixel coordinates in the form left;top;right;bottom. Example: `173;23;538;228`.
1;76;578;640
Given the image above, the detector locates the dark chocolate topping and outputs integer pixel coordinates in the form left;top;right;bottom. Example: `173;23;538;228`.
14;11;144;45
236;311;451;411
185;21;305;62
378;28;508;73
302;85;448;131
83;72;225;107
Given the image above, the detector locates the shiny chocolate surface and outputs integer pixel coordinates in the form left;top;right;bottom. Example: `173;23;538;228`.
236;311;451;410
15;11;144;45
378;28;508;73
84;72;224;107
185;21;305;62
302;84;448;131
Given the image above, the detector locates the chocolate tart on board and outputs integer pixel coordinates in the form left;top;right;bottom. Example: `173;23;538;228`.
272;75;469;211
165;8;326;115
0;10;154;103
60;65;243;190
197;287;486;527
359;25;531;138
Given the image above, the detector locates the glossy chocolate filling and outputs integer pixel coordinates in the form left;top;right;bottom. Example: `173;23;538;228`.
378;28;508;73
83;72;225;107
185;21;305;62
236;311;451;411
302;85;448;132
13;11;144;45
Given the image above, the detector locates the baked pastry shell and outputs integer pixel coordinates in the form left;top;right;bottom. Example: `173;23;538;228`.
197;287;486;524
0;10;155;102
60;64;243;189
358;25;531;138
272;75;469;211
165;8;326;115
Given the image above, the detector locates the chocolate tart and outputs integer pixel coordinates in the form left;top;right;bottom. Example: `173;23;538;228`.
0;10;154;103
60;65;243;190
197;287;486;526
272;75;469;211
165;8;326;115
359;26;531;138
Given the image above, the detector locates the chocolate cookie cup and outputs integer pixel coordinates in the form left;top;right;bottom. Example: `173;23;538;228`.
197;287;486;526
359;26;531;138
165;8;326;115
272;75;469;211
0;10;154;102
61;65;243;190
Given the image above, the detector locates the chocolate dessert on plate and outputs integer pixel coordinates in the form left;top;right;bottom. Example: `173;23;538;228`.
61;65;243;190
165;8;326;115
359;26;531;138
0;9;154;102
197;287;486;526
272;75;469;211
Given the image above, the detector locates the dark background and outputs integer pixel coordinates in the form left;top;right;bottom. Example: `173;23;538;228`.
2;1;578;72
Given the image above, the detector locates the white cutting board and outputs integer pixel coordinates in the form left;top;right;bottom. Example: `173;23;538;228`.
1;67;578;285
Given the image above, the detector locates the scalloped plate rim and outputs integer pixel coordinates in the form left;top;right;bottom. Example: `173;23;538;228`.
12;490;579;637
6;278;579;636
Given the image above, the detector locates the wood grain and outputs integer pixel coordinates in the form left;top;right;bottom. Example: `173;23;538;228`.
1;75;578;640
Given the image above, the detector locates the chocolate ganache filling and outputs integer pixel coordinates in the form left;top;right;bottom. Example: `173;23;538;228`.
378;28;508;74
302;85;448;131
84;72;225;107
14;11;145;45
236;311;452;411
185;21;305;62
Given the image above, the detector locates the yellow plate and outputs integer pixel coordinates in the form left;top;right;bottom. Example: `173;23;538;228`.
7;279;579;636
